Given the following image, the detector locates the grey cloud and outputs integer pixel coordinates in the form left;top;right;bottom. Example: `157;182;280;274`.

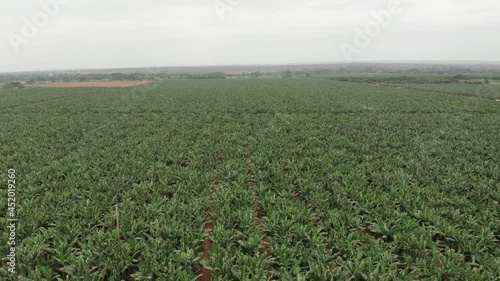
1;0;499;72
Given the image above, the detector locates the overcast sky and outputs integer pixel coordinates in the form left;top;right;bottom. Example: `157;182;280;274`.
1;0;499;72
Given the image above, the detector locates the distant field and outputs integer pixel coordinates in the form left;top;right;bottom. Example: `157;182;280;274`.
29;80;153;88
0;78;499;280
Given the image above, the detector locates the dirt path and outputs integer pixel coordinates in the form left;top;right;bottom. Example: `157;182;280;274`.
198;127;223;281
245;153;276;280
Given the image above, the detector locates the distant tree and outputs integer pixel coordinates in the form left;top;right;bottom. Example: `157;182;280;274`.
207;72;225;78
453;74;467;80
2;82;25;89
250;71;262;78
311;69;331;75
111;73;127;80
282;70;293;78
484;79;490;84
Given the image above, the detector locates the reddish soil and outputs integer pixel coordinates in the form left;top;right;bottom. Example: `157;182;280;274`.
246;154;276;280
121;269;136;281
361;227;394;243
199;212;214;281
256;203;275;280
198;135;223;281
293;192;301;201
29;80;153;88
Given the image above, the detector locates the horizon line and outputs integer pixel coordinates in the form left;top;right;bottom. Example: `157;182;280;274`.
3;60;500;74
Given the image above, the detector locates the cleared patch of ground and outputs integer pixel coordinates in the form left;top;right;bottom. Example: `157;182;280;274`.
29;81;154;88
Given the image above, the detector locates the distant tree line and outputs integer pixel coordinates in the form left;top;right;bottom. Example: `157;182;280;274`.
185;72;226;79
2;82;25;89
0;72;171;84
329;75;496;85
1;68;499;85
